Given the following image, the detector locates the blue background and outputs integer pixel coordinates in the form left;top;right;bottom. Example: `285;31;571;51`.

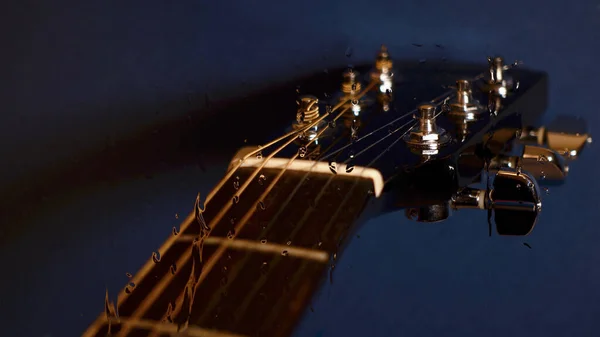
1;0;599;336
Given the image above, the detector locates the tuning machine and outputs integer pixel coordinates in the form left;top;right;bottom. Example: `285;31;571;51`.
484;56;520;115
488;145;568;184
406;169;542;236
370;45;394;111
403;104;451;157
293;95;328;152
518;115;592;160
338;67;370;118
446;79;483;141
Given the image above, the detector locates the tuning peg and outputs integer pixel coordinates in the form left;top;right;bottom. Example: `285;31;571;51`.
370;45;394;110
292;95;325;145
486;56;518;97
451;169;542;235
446;79;483;141
488;145;568;184
518;115;592;160
339;67;366;116
404;104;451;156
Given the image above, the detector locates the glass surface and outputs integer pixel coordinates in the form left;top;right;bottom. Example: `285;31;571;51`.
2;1;599;336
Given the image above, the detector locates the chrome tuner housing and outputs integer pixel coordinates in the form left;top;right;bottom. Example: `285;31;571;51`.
403;104;451;156
448;169;542;236
519;115;593;160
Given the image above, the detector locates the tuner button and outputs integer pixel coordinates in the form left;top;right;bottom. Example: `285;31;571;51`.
490;170;542;236
519;145;568;183
519;115;592;160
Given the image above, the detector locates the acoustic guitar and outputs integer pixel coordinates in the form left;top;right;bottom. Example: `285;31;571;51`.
81;46;591;337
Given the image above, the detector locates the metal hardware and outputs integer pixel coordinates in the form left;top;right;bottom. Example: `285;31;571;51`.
404;104;451;156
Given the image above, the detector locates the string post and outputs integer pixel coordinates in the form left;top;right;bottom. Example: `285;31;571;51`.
446;79;482;141
403;104;451;156
371;45;394;109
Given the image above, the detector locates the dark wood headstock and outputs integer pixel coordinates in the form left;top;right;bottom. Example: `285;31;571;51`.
82;46;591;337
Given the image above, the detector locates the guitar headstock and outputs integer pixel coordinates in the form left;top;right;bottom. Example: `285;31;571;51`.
237;45;589;237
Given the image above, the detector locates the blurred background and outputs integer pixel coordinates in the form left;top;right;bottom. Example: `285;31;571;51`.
1;0;599;336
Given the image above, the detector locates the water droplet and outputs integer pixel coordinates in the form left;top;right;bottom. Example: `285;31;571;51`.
260;238;267;244
260;261;269;275
172;226;179;236
170;263;177;274
232;195;239;204
281;250;289;257
233;177;240;190
220;276;228;286
543;187;550;195
287;240;292;246
258;201;266;210
328;120;336;129
175;213;179;219
346;165;354;173
516;184;521;189
329;161;337;174
256;151;263;160
152;251;161;263
125;272;132;278
345;47;353;58
299;146;307;158
230;217;235;225
227;230;235;239
540;171;546;180
349;150;355;159
351;83;357;91
258;174;266;185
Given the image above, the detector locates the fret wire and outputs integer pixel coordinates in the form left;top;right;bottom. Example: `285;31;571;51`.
175;235;329;262
108;316;249;337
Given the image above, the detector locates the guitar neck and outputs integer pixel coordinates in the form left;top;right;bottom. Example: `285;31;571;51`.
85;158;380;337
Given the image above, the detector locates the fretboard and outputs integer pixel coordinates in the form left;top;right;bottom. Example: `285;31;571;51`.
83;159;381;337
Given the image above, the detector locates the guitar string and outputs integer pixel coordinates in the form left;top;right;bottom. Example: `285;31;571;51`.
96;63;505;336
116;104;355;337
134;102;360;336
319;67;496;163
